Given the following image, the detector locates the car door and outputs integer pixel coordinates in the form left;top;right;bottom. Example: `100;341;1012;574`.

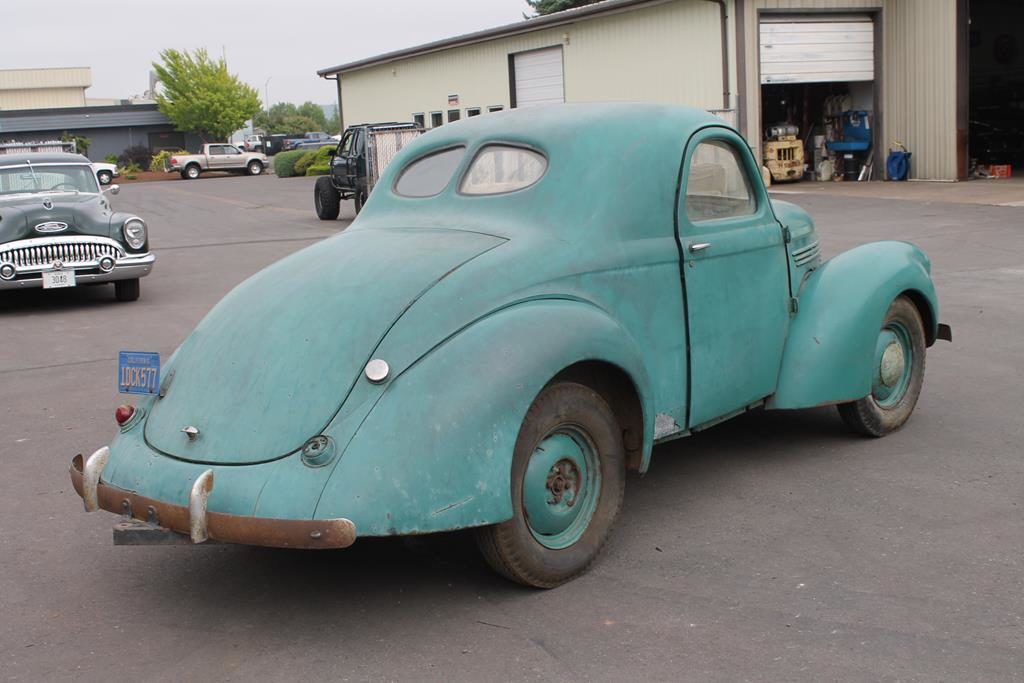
223;145;245;169
677;128;791;428
331;131;355;190
207;145;228;169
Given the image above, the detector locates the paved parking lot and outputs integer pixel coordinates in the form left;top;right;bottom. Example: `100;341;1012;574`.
1;175;1020;681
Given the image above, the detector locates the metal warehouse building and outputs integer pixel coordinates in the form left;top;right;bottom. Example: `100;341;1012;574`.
320;0;1020;182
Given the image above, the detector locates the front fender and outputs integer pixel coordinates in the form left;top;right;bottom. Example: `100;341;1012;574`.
768;241;939;410
314;299;651;536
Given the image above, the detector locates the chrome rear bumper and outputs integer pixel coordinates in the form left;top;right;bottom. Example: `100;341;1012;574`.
70;450;357;549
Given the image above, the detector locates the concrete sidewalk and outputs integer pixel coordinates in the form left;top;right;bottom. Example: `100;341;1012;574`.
769;176;1024;207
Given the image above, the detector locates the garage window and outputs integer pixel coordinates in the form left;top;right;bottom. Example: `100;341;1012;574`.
394;147;465;198
459;145;546;195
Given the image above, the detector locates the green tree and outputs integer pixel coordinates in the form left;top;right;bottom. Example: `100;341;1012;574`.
525;0;601;15
253;101;330;135
152;48;261;142
61;131;91;156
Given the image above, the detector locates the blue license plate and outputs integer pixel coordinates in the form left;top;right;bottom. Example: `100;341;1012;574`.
118;351;160;395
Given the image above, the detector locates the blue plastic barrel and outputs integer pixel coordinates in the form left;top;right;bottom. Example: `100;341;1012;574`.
886;150;912;181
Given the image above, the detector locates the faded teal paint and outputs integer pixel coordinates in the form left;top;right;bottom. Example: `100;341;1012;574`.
87;104;944;542
873;324;912;407
768;241;938;410
678;126;791;426
144;228;505;464
523;430;600;549
314;300;651;535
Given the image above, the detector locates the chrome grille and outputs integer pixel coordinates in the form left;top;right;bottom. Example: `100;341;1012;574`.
1;238;125;269
792;240;821;267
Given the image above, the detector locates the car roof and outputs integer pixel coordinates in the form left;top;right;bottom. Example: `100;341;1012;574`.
361;103;732;242
0;152;92;166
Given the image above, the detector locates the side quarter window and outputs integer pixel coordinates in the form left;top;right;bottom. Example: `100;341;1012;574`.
685;140;756;223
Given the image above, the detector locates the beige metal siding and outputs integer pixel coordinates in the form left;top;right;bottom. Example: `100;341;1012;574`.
741;0;959;180
0;68;91;110
882;0;958;180
0;88;88;110
339;1;727;126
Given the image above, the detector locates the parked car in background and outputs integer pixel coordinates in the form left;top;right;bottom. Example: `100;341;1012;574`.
242;134;264;152
285;132;333;151
314;121;423;215
91;162;119;186
164;144;268;179
1;152;154;301
71;104;950;587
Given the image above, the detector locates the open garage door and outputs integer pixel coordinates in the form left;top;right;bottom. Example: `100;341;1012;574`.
760;17;874;85
512;47;564;108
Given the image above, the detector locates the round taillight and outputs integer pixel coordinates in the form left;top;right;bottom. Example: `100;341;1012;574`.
115;404;135;425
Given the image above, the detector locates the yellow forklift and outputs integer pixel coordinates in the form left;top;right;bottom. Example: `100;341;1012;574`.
763;124;804;183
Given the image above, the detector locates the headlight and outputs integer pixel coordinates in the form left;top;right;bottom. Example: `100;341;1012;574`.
123;218;147;250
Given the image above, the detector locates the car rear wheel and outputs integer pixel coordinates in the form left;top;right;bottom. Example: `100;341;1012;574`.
247;160;263;176
314;177;341;220
837;295;926;437
114;279;140;302
475;381;625;588
97;170;113;185
185;165;201;180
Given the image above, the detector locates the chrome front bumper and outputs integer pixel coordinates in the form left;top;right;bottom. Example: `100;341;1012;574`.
0;251;155;290
70;449;357;549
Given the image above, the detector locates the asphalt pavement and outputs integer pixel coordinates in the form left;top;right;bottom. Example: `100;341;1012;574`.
1;175;1020;682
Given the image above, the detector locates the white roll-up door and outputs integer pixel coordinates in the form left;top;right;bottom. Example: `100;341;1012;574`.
760;16;874;84
513;47;564;108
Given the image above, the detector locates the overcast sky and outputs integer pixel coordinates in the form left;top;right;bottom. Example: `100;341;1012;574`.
2;0;530;106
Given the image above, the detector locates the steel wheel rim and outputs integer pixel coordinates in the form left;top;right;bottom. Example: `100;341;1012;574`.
872;321;913;408
522;426;601;550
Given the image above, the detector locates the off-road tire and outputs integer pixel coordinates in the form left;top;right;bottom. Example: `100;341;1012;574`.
114;279;140;302
247;160;263;176
475;382;625;588
837;296;926;437
353;189;368;214
314;177;341;220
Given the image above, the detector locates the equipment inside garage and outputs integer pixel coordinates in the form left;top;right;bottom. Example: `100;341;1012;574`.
969;0;1023;177
759;16;876;182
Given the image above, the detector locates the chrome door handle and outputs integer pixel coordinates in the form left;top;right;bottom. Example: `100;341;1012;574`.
688;242;711;253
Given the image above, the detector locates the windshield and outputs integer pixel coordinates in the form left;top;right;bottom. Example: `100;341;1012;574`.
0;164;100;196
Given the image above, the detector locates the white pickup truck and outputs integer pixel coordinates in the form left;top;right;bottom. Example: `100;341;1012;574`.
165;144;268;180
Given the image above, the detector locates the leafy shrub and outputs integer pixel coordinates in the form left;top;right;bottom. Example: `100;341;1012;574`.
293;151;317;176
149;149;188;172
118;145;151;169
298;145;334;176
121;161;143;175
104;154;119;165
273;150;306;178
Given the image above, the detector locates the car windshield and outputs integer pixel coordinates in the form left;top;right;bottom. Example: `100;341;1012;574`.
0;164;100;196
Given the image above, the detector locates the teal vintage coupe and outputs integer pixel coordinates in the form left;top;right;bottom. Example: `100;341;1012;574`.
71;104;950;587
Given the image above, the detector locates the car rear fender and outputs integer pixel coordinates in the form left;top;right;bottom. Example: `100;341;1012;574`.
768;241;939;410
314;299;652;536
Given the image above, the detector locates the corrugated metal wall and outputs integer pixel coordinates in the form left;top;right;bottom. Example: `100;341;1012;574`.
339;1;727;127
0;68;91;111
740;0;960;180
882;0;958;180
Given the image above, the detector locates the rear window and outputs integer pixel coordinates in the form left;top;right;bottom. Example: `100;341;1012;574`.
459;145;547;195
394;147;464;198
